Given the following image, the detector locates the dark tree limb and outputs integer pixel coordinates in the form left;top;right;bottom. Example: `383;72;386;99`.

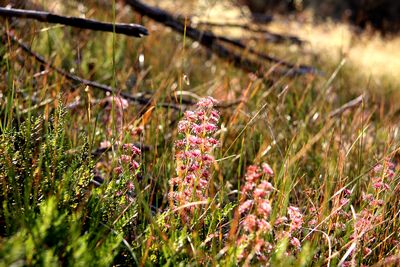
0;7;148;37
125;0;317;76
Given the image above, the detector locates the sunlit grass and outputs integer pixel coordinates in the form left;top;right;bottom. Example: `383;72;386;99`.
1;0;400;266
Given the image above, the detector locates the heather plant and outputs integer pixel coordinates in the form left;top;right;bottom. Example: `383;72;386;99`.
0;106;127;266
340;159;399;266
235;163;304;265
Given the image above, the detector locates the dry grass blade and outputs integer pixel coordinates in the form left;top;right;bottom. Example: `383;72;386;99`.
329;95;364;118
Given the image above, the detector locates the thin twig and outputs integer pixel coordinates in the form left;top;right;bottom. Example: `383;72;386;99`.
0;7;148;37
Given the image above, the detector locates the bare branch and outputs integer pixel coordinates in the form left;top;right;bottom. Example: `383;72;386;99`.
0;7;148;37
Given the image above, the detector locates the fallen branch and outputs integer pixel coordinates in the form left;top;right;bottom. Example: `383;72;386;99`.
126;0;317;76
0;7;148;37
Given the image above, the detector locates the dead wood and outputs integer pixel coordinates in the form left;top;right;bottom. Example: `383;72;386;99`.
0;7;148;37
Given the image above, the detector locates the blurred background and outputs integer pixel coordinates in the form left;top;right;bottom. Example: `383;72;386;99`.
240;0;400;33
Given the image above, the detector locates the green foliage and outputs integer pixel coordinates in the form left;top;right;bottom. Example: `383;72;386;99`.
0;106;129;266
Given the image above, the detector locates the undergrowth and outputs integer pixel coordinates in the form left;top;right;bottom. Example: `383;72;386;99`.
1;1;400;266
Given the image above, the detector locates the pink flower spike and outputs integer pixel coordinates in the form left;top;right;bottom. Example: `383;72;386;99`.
169;97;220;223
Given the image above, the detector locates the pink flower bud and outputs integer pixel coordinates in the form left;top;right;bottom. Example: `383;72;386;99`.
261;162;274;176
242;214;257;232
239;200;254;214
120;154;131;164
290;237;301;249
257;199;272;217
130;160;140;170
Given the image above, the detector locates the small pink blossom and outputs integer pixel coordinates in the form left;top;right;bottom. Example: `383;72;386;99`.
258;219;272;232
100;140;112;149
130;126;143;136
239;200;254;214
242;214;257;232
257;199;272;217
288;206;303;232
114;166;123;175
178;121;190;133
290;237;301;249
261;162;274;176
253;188;267;198
275;216;288;227
184;110;197;121
130;160;140;170
196;96;218;108
120;154;131;164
